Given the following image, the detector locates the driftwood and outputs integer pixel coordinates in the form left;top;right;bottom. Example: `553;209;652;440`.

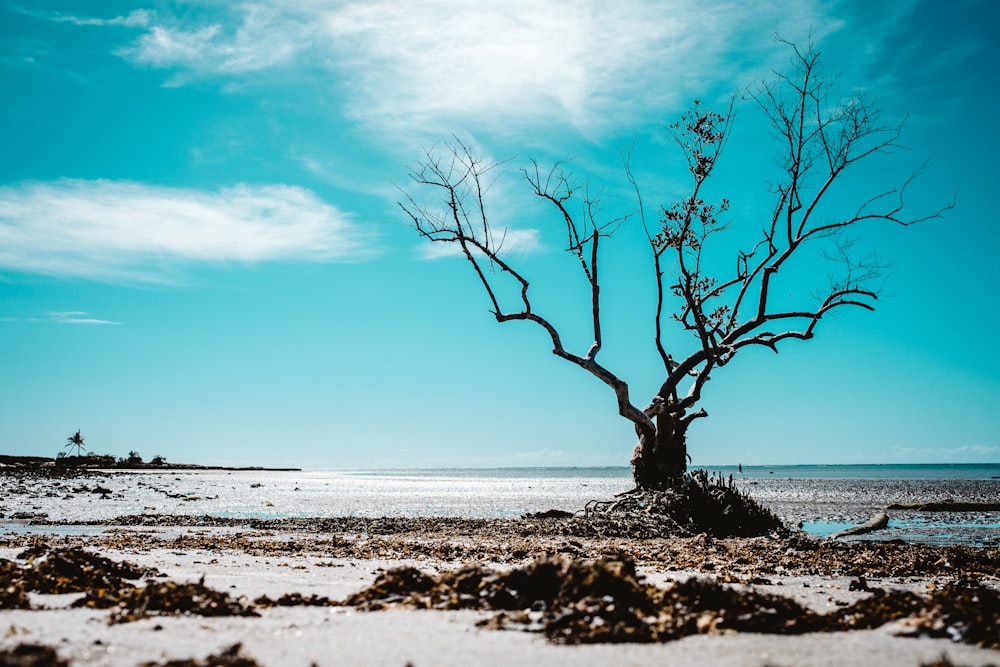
829;512;889;540
887;500;1000;512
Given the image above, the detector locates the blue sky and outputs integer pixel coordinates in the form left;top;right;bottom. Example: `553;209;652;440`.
1;0;997;468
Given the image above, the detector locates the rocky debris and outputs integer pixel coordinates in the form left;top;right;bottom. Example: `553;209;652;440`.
343;554;1000;648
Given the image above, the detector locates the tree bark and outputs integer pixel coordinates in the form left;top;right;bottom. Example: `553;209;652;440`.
630;413;689;489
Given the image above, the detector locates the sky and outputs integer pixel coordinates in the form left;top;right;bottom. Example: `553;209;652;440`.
1;0;998;469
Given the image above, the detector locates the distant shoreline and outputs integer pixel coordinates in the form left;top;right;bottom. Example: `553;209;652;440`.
0;455;301;473
2;455;998;479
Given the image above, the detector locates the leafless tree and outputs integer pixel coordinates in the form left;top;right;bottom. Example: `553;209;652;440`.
399;42;953;490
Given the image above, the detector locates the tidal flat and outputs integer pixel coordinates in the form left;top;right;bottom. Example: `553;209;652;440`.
1;467;998;666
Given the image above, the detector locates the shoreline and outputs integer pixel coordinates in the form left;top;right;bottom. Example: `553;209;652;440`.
2;465;999;666
0;455;302;473
2;521;999;666
3;467;998;547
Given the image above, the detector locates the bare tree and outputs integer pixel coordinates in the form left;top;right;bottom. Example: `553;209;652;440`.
400;43;953;491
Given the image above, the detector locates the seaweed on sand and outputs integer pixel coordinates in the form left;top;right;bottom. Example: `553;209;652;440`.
76;576;259;624
821;578;1000;648
0;643;70;667
138;643;262;667
343;554;822;643
14;544;151;594
894;579;1000;649
0;544;256;624
1;544;152;610
253;592;332;607
342;554;1000;648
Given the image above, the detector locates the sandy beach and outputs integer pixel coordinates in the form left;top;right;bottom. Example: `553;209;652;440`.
2;468;999;666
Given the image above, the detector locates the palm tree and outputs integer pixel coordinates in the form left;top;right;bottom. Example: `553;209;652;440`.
65;430;87;457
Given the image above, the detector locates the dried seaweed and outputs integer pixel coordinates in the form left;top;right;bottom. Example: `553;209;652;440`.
4;525;998;582
14;544;150;594
0;544;152;610
897;580;1000;649
253;592;332;607
0;643;70;667
75;577;259;624
920;656;999;667
138;643;262;667
0;545;256;624
342;554;1000;647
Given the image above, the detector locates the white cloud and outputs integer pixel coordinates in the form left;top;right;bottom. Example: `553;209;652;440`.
58;1;936;142
0;180;373;282
42;9;153;28
49;311;121;325
118;5;313;82
0;311;120;325
110;1;842;137
418;228;540;260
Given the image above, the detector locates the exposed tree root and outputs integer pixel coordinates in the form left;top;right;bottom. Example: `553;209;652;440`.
582;469;785;538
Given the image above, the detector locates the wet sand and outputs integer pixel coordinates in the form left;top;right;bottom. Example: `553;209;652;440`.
1;469;999;666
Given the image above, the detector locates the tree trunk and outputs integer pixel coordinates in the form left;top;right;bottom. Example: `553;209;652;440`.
630;412;689;489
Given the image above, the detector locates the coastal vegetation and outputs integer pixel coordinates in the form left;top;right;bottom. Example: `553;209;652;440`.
401;41;952;497
0;454;298;473
63;430;87;457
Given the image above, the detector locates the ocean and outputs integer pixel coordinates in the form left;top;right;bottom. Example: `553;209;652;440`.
350;463;1000;481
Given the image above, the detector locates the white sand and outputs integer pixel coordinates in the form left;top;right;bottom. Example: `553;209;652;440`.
2;542;998;667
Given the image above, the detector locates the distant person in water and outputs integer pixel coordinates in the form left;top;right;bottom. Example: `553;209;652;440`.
738;463;742;473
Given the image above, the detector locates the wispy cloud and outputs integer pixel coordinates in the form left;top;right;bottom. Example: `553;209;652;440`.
48;311;120;325
0;180;374;282
45;9;153;28
106;0;842;138
118;5;313;84
48;1;936;143
0;311;120;325
418;228;540;260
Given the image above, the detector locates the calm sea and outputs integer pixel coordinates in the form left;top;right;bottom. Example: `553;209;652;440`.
346;463;1000;481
